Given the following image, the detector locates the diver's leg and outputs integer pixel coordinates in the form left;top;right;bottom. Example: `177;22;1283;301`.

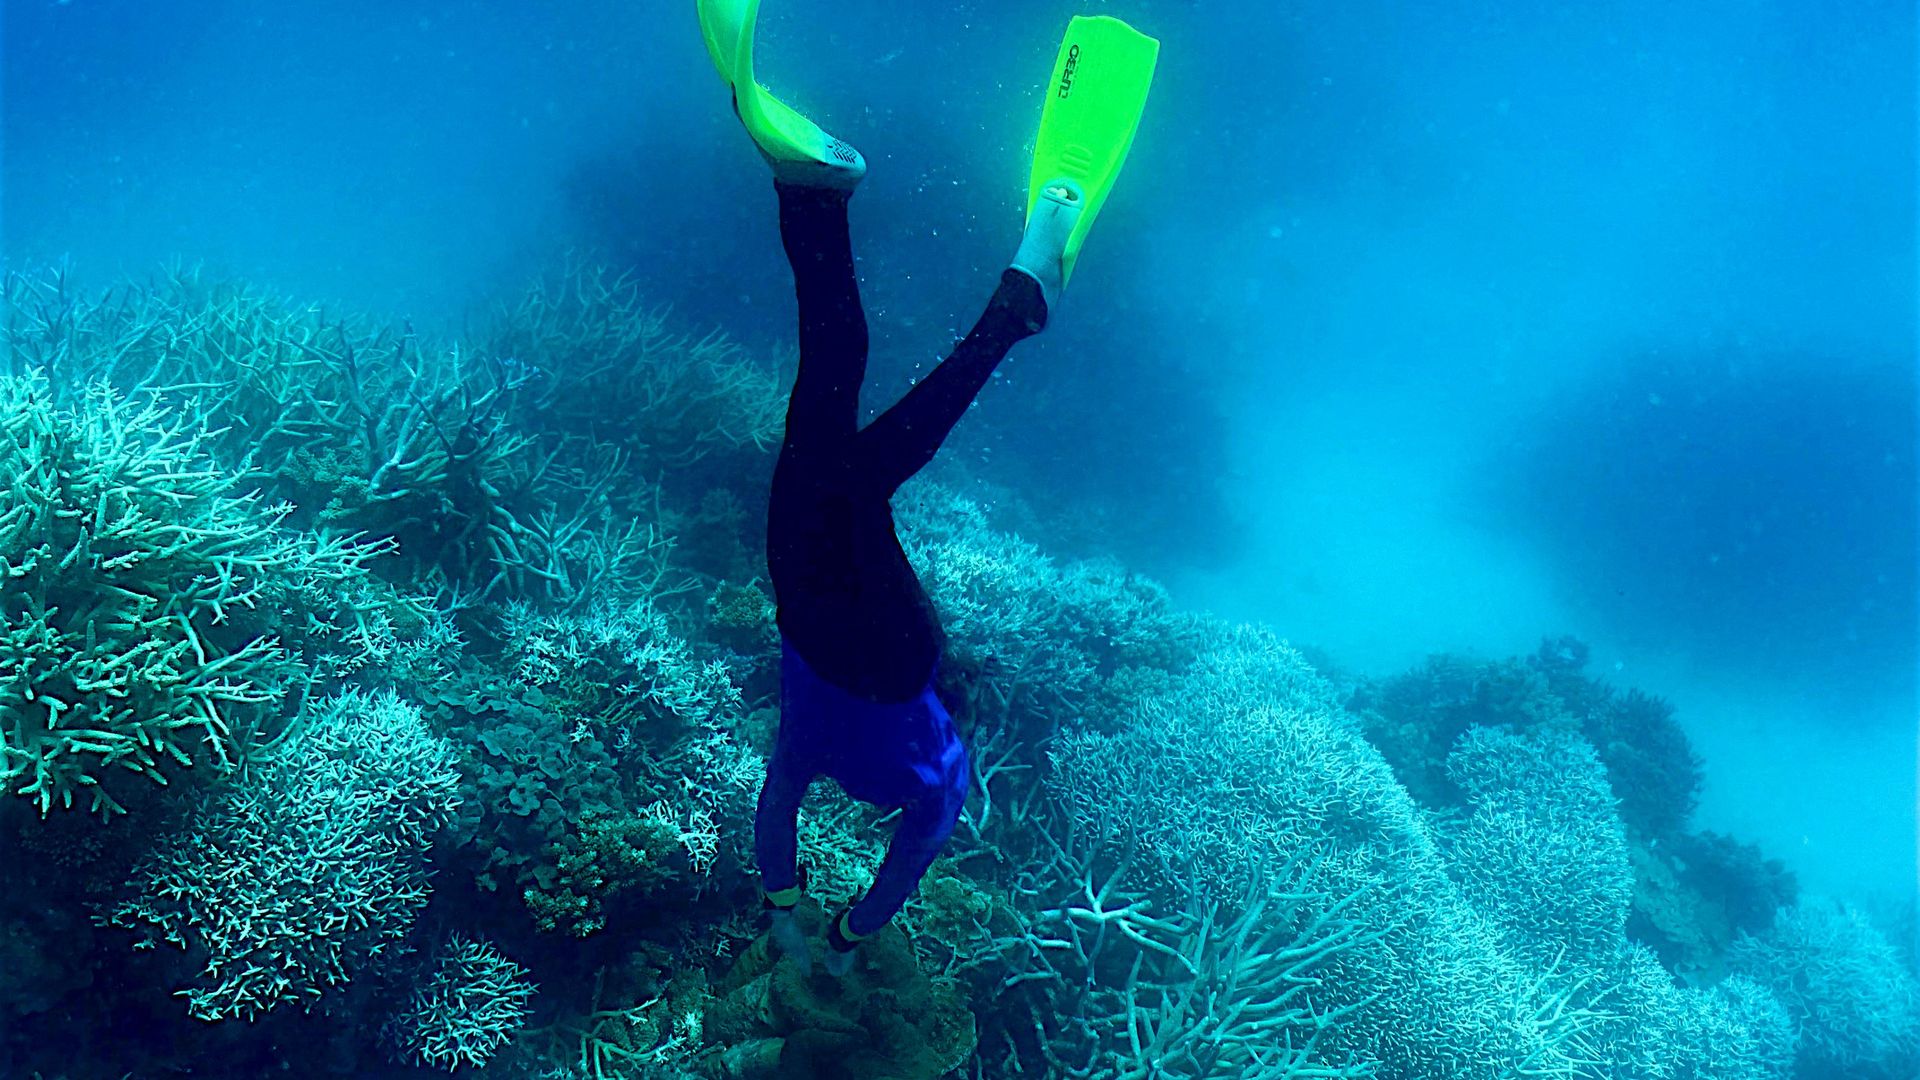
854;269;1047;493
777;182;868;445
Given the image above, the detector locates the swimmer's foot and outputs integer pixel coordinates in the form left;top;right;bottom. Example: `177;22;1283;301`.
1009;178;1083;316
736;90;867;190
698;0;866;190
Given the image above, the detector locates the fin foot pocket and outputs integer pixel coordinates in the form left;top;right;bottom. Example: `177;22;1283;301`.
696;0;865;190
1010;178;1085;315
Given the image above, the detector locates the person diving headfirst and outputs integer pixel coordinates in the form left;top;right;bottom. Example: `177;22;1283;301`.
694;0;1158;977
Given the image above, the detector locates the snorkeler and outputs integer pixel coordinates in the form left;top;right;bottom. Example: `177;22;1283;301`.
694;0;1157;975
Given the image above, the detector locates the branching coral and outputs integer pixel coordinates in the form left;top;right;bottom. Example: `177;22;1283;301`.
4;264;344;461
1585;688;1703;839
501;598;738;746
1033;621;1645;1080
1045;624;1385;902
1443;725;1633;973
1729;898;1920;1078
481;262;785;469
896;484;1202;745
527;965;710;1080
0;371;387;816
1605;943;1794;1080
996;833;1383;1080
388;933;537;1071
3;265;668;613
108;690;461;1020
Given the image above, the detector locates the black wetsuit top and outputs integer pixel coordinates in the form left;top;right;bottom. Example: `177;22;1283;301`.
765;183;1044;702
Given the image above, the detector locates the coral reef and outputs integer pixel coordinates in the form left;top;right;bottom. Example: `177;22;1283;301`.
898;486;1203;741
520;958;712;1079
1604;943;1794;1080
0;265;1890;1080
478;263;786;496
1045;624;1373;901
1026;623;1602;1078
2;265;682;612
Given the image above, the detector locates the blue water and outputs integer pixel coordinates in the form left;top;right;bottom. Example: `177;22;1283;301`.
3;1;1914;1077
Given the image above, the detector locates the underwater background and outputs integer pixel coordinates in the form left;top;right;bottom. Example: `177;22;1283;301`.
2;0;1914;1077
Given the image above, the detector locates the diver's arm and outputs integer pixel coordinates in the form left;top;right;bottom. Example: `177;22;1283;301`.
856;270;1045;493
753;748;812;902
754;752;816;972
776;182;869;447
838;774;969;941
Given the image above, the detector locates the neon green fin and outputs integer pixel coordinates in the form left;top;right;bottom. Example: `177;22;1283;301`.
1026;15;1159;282
693;0;864;187
694;0;743;78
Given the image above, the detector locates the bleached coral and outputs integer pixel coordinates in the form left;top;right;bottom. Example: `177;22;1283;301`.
109;691;461;1019
388;933;537;1071
0;371;386;817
